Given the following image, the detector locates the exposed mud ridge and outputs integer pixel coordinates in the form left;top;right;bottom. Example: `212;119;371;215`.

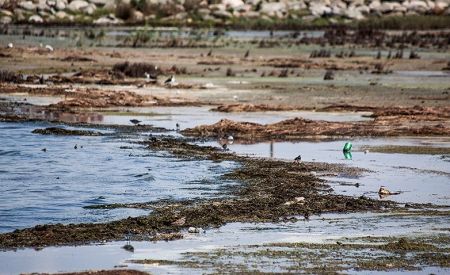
211;103;295;113
32;127;104;136
183;106;450;141
0;84;202;109
0;136;394;250
58;55;97;62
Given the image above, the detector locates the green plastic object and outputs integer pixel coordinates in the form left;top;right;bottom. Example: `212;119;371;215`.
343;142;352;152
343;151;352;160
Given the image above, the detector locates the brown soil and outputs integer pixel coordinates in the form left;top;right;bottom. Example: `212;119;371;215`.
210;103;295;112
183;106;450;141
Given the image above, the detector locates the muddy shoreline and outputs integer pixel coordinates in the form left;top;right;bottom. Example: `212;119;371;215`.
0;128;397;250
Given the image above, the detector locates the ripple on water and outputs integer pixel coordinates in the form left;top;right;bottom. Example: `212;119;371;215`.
0;122;238;233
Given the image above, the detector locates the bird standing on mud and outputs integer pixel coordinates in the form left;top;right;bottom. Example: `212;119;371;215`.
164;75;176;86
222;143;228;151
130;119;141;126
294;155;301;163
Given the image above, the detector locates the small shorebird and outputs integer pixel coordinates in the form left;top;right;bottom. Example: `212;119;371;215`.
144;72;157;82
164;75;176;86
74;144;78;149
7;42;13;48
227;135;234;141
294;155;301;163
244;50;250;58
222;144;228;151
130;119;141;126
176;123;180;131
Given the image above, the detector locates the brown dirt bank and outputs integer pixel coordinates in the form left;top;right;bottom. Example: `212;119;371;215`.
0;84;203;109
210;103;296;113
0;136;394;250
182;106;450;141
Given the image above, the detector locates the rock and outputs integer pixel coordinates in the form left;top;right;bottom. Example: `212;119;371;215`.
309;2;332;17
13;8;26;21
0;9;13;16
407;0;429;13
36;0;51;11
197;8;210;16
94;14;123;25
369;0;381;11
212;9;232;19
188;227;203;233
222;0;244;9
89;0;108;6
29;14;44;23
132;10;144;21
47;0;56;7
0;15;12;24
243;10;260;18
19;1;36;11
55;0;67;11
67;0;89;12
345;6;365;20
260;2;287;17
54;10;68;19
83;3;97;15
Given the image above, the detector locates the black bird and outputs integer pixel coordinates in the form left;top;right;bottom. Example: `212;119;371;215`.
294;155;301;163
164;75;175;85
222;143;228;151
74;144;77;149
130;119;141;126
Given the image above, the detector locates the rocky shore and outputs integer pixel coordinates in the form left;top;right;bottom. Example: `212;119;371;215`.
0;0;449;27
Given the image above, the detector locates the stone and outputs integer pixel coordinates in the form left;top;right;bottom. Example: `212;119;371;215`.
0;15;12;24
89;0;108;6
212;9;232;19
55;10;68;19
13;8;26;21
222;0;244;9
83;3;97;15
19;1;36;11
67;0;89;12
29;14;44;23
197;8;210;16
407;0;429;13
37;0;51;11
94;15;123;25
243;10;260;18
0;9;13;16
309;2;332;17
132;10;144;21
260;2;287;17
345;7;365;20
369;0;381;11
55;0;67;11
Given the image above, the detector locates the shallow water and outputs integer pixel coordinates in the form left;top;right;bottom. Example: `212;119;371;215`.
97;106;372;129
202;137;450;205
0;122;237;233
0;212;447;274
